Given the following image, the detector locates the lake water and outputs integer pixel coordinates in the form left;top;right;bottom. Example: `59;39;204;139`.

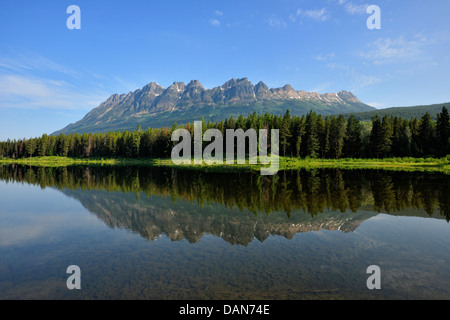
0;165;449;300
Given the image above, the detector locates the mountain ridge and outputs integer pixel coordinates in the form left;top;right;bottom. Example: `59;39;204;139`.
53;77;374;135
342;102;450;121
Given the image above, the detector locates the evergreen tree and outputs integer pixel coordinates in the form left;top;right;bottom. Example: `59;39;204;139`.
316;115;328;158
409;118;420;156
292;116;306;158
25;139;36;158
418;112;435;156
437;106;450;156
392;118;411;157
343;115;362;158
369;116;383;158
280;110;292;156
329;115;347;159
132;131;141;158
38;134;48;157
305;111;320;158
381;115;394;157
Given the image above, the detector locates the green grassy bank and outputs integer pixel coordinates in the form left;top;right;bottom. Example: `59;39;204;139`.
1;155;449;174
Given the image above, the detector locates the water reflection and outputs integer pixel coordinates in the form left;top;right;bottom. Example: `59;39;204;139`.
0;165;448;245
1;165;450;300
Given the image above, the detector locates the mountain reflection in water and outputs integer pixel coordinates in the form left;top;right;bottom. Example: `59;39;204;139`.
1;165;448;245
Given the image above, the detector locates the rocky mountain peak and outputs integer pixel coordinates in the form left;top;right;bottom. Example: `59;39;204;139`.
142;82;164;93
53;77;373;135
282;84;295;92
221;78;237;90
106;93;124;103
186;79;204;89
254;81;271;99
168;82;186;92
337;90;359;103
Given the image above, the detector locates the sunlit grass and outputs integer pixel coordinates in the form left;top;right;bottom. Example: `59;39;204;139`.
1;155;449;174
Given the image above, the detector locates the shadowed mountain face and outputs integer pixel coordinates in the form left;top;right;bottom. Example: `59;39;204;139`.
53;78;374;134
0;165;448;245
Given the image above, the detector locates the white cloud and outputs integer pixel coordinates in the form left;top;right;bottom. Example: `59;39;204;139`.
326;62;383;91
360;36;430;64
0;55;152;112
0;74;106;110
315;53;336;61
337;0;369;15
0;54;81;78
344;3;369;15
296;8;330;22
209;18;220;27
268;15;287;29
214;10;223;17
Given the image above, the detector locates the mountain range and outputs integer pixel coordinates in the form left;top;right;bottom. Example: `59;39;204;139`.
53;77;375;135
62;188;376;246
342;102;449;121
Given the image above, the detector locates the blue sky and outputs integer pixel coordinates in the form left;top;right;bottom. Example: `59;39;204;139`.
1;0;450;140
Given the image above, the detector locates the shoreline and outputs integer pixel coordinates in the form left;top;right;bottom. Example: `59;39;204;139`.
0;156;449;174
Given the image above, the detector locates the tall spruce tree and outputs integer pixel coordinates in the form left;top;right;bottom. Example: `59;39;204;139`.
329;115;347;159
343;115;362;158
369;115;383;158
418;112;435;156
437;107;450;156
280;110;292;156
381;115;394;157
305;111;320;158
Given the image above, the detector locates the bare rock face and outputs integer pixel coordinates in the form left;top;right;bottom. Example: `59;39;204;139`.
222;77;256;103
254;81;271;99
338;90;360;103
53;77;374;135
92;77;366;115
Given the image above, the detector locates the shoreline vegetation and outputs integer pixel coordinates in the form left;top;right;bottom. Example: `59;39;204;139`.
1;107;448;174
1;156;449;174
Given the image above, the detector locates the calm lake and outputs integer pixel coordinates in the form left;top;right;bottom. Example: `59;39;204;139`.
0;165;449;300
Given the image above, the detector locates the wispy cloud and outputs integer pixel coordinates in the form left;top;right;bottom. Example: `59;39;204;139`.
209;10;223;27
338;0;369;15
0;55;108;111
360;35;430;64
209;18;220;27
294;8;330;22
0;54;81;78
267;15;287;29
0;74;106;110
326;62;383;91
315;53;336;61
300;8;330;21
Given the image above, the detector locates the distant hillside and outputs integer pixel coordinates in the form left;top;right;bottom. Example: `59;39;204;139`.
53;77;374;135
345;102;449;121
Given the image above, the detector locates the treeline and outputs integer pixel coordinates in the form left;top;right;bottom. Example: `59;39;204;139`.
0;107;449;159
345;103;448;122
0;165;448;220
